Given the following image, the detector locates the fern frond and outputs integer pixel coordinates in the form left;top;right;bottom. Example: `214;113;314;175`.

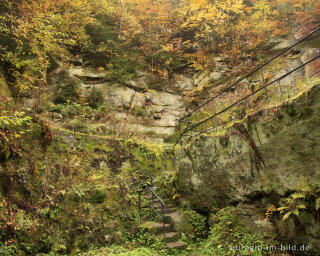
293;209;300;216
291;192;306;199
296;204;306;210
297;176;312;193
277;206;289;212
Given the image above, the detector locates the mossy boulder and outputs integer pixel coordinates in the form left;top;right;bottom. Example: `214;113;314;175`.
176;84;320;211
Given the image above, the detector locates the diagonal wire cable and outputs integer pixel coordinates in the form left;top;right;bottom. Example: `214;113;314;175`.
182;54;320;135
180;26;320;121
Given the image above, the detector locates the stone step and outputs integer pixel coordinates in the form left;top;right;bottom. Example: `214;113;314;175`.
140;222;173;234
152;200;167;208
143;193;160;200
155;232;180;243
149;205;176;214
152;206;176;215
165;241;188;250
152;208;175;217
164;211;183;229
152;199;176;210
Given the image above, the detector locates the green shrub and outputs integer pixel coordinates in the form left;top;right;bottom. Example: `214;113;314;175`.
87;88;105;109
182;209;207;241
277;176;320;221
0;243;22;256
42;102;64;113
53;81;80;104
61;102;83;118
199;207;274;256
95;104;107;120
131;106;146;117
89;188;106;204
163;132;179;143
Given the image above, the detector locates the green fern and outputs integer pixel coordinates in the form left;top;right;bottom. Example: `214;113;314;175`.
277;176;320;222
291;192;306;199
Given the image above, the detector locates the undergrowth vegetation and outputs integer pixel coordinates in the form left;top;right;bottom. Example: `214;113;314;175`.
1;0;320;255
277;177;320;222
0;114;167;255
199;207;280;256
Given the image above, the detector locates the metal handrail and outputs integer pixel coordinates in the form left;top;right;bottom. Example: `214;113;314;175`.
130;168;153;186
138;187;166;239
180;26;320;121
183;54;320;134
140;169;154;181
131;168;167;239
158;26;320;241
173;26;320;147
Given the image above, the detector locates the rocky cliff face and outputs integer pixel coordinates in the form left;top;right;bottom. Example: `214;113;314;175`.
173;30;320;209
46;62;188;136
176;83;320;210
174;31;320;210
32;29;319;141
176;83;320;252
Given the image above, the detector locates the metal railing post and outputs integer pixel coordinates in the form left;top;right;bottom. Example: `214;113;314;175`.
150;176;154;204
162;203;165;239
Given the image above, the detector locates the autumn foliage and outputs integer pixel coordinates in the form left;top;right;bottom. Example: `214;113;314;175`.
0;0;319;94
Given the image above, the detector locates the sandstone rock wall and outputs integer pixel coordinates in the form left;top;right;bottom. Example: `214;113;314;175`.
46;62;187;136
43;30;319;138
176;83;320;211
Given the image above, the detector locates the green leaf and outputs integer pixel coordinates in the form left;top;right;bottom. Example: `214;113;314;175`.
293;209;300;216
297;204;306;210
291;192;306;199
58;190;66;196
277;206;289;212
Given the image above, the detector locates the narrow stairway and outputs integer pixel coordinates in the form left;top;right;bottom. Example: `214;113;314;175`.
140;186;187;250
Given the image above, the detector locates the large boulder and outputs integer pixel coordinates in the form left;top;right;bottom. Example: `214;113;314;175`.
176;83;320;211
104;86;136;109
